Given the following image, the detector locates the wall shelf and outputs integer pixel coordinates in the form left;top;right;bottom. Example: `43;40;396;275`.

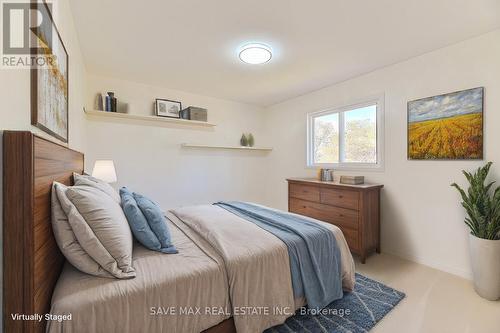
84;110;216;128
181;143;273;151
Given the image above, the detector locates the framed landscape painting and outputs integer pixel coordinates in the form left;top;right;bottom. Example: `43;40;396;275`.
31;1;69;142
407;87;483;160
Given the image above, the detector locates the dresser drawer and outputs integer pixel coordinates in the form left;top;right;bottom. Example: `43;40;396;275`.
340;227;360;252
289;198;359;230
320;188;359;210
289;183;320;202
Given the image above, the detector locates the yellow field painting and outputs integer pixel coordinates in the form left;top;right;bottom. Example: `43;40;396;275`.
408;113;483;159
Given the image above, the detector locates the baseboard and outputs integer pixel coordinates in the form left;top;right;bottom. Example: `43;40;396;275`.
382;249;473;281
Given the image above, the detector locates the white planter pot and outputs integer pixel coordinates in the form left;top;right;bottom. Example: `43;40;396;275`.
469;234;500;301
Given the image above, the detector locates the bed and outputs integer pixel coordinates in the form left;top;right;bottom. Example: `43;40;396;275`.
3;131;355;333
47;219;231;333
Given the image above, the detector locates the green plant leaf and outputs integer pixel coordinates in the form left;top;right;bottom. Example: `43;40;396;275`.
452;162;500;240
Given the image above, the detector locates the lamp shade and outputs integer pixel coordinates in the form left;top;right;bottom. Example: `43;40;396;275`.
92;160;117;183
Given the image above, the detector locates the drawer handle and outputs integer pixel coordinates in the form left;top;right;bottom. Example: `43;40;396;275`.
302;206;307;209
338;195;344;199
339;214;344;217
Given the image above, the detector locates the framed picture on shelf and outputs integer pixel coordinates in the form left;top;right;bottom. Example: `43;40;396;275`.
31;1;69;142
155;99;182;118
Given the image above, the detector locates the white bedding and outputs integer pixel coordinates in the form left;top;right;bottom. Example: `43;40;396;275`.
48;219;231;333
49;203;355;333
170;204;355;333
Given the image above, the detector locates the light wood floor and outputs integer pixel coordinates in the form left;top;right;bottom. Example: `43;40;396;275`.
355;254;500;333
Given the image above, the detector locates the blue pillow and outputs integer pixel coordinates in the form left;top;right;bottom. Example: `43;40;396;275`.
120;187;163;252
133;192;178;254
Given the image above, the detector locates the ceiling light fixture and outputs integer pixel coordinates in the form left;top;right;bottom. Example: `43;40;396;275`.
238;43;272;64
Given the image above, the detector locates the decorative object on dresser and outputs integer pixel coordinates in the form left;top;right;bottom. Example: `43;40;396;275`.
287;178;383;263
319;168;334;182
30;1;69;142
155;98;182;118
451;162;500;300
180;106;208;121
340;175;365;185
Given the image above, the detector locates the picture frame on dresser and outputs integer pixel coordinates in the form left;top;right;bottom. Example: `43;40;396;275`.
286;178;383;263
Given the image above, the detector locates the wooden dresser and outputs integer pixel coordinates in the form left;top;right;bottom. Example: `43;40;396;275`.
287;178;383;263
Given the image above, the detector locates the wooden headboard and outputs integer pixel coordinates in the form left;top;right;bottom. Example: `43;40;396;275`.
3;131;84;332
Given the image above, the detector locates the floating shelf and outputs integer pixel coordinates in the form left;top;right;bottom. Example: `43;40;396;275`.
85;110;216;128
181;143;273;151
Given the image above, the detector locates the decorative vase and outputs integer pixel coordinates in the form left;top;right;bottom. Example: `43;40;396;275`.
94;93;103;111
107;92;117;112
247;133;255;147
240;134;248;146
469;234;500;300
105;95;111;112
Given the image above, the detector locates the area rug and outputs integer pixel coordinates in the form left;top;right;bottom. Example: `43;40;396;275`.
265;273;405;333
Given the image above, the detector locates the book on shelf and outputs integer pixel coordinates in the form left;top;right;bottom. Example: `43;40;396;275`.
339;175;365;185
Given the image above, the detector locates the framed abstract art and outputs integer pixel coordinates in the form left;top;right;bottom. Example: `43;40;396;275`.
30;1;69;142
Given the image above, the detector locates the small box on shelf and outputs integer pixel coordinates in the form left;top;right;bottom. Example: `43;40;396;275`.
180;107;207;122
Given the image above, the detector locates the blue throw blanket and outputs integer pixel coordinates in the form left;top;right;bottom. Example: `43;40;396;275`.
214;201;343;311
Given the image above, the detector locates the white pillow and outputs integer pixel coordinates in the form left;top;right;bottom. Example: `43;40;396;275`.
52;183;113;278
73;172;121;204
65;184;135;277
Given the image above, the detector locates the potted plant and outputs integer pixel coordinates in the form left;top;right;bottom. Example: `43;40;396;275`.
451;162;500;300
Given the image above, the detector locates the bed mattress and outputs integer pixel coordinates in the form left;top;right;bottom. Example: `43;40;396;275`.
48;204;355;333
169;204;355;333
48;219;231;333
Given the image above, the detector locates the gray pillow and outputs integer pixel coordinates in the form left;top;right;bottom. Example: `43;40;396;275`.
73;172;121;204
51;183;113;278
66;185;135;277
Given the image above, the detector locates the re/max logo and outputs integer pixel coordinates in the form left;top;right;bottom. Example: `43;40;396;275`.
2;1;52;55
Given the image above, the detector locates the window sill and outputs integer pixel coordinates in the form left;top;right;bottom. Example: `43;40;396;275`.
306;163;385;172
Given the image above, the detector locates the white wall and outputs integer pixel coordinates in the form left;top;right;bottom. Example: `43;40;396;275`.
85;75;269;209
263;30;500;279
0;0;87;151
0;0;88;329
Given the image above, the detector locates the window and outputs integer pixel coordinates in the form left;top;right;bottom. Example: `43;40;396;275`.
307;97;384;169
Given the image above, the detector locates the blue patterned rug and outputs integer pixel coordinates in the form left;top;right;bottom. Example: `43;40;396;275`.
265;273;405;333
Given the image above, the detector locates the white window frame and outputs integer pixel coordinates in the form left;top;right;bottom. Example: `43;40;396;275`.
306;95;385;170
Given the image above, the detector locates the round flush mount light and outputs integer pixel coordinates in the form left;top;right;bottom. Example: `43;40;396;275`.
238;43;272;64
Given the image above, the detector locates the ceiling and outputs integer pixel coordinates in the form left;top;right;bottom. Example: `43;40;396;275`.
69;0;500;107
